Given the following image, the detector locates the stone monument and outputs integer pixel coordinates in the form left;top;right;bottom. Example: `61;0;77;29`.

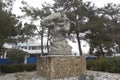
37;13;86;80
41;13;72;55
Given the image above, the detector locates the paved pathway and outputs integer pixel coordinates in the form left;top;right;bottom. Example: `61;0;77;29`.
0;71;120;80
0;73;17;80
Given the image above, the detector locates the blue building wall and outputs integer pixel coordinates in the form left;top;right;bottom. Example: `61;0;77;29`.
27;57;37;64
0;58;13;65
0;56;96;65
0;57;37;65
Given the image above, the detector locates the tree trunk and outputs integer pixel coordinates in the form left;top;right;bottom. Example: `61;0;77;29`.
76;32;82;56
47;28;50;55
41;26;44;56
99;44;105;58
118;44;120;53
89;43;94;55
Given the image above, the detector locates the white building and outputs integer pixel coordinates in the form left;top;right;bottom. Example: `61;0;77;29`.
18;37;49;57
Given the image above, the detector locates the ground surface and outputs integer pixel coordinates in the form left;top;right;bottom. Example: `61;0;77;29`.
0;70;120;80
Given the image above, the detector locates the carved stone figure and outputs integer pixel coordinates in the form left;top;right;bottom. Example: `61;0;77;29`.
41;13;72;55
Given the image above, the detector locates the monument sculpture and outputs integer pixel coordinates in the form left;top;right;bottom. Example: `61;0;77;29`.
37;13;86;80
41;13;72;55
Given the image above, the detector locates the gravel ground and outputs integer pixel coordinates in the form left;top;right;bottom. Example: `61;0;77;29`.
0;71;120;80
87;71;120;80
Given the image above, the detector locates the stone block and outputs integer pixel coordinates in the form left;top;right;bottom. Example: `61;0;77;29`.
37;56;86;80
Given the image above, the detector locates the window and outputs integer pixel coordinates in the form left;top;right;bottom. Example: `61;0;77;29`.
21;46;27;49
29;46;32;50
29;46;38;50
37;46;41;50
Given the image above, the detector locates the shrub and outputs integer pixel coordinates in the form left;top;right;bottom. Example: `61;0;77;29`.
0;64;36;73
87;58;120;73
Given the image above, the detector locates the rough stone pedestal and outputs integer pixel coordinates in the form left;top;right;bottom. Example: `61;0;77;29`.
37;56;86;80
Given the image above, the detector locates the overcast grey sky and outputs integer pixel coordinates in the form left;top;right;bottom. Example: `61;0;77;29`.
12;0;120;16
12;0;54;16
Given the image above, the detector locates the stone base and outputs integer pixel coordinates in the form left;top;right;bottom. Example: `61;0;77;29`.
37;56;86;80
